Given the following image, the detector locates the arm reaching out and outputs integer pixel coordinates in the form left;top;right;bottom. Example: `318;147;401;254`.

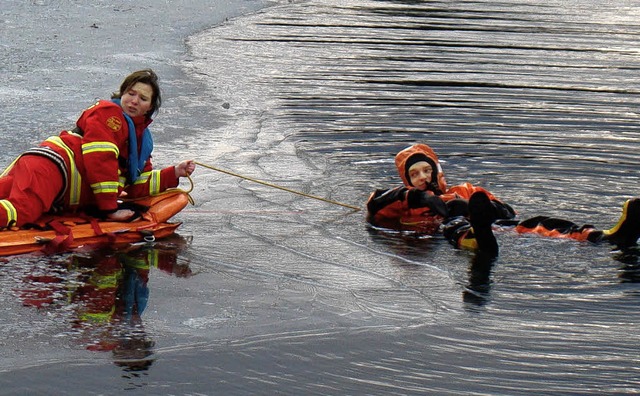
175;160;196;178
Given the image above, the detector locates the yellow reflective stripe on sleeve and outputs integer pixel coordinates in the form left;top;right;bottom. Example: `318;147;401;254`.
81;141;119;158
132;170;162;195
117;169;127;188
0;200;17;227
148;170;162;195
90;181;120;194
133;170;152;185
44;136;82;205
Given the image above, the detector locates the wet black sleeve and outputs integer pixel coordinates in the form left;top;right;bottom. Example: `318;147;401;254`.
366;186;408;217
492;200;516;220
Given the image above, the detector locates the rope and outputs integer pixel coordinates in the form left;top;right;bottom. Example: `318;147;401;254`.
194;161;361;211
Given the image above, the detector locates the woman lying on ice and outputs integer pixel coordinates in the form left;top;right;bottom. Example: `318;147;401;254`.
366;143;640;257
0;69;196;228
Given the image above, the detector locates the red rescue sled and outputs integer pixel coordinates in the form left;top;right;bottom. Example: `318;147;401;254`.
0;190;191;257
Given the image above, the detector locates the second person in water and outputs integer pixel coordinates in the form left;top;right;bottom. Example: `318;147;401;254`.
366;143;640;257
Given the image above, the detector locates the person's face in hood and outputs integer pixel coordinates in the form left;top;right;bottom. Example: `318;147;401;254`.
408;161;433;191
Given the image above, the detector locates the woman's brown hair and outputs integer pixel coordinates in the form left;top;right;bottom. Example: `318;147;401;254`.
112;69;162;118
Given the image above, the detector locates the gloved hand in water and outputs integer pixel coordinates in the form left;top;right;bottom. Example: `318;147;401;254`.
406;188;448;217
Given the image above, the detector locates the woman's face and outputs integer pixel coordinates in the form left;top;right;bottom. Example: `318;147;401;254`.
120;82;154;118
408;161;433;190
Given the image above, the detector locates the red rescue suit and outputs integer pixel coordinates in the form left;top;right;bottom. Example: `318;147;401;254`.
367;144;638;250
0;100;179;227
366;144;514;236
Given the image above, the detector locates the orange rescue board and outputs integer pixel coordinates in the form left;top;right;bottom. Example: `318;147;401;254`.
0;190;190;257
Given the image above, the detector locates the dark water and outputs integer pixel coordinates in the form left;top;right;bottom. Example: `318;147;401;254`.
3;0;640;394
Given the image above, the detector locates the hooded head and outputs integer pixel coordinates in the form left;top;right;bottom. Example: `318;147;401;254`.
394;144;447;194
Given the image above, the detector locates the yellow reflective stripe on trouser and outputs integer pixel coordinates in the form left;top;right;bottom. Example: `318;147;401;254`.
458;229;478;251
81;141;119;157
134;170;162;195
45;136;82;205
90;181;119;194
459;237;479;251
0;200;17;227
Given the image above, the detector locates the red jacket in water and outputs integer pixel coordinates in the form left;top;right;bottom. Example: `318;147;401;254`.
366;143;511;234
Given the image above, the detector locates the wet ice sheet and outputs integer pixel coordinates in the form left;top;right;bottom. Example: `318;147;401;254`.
3;0;640;394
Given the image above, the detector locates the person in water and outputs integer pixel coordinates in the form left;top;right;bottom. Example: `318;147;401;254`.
367;143;640;256
367;143;516;256
0;69;196;228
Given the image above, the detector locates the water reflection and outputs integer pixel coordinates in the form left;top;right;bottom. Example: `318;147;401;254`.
614;248;640;284
462;252;497;308
366;224;439;260
160;0;640;392
367;224;497;308
16;235;191;372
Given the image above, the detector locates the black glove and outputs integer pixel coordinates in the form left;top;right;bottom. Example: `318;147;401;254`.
406;189;449;217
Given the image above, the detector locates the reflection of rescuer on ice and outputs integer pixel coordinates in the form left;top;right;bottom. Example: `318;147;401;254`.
18;241;191;368
367;143;640;256
75;245;192;359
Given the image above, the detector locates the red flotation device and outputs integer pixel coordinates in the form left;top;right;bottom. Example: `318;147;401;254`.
0;189;191;257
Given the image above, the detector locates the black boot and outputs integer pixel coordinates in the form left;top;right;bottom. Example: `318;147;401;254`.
603;198;640;249
468;191;499;257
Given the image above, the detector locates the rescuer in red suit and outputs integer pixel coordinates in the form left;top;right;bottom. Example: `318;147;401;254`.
0;69;196;228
